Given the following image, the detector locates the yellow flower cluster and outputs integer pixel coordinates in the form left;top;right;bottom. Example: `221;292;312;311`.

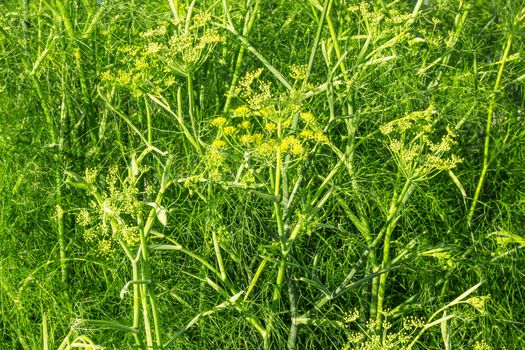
264;122;277;132
100;15;224;97
240;133;263;145
342;313;426;350
203;147;227;181
289;64;308;81
473;341;493;350
255;141;277;157
233;105;251;117
300;129;328;143
202;70;331;184
466;295;491;315
211;139;227;149
380;106;462;179
211;117;227;127
76;208;91;227
300;112;315;123
145;42;163;55
223;126;237;135
281;136;304;156
140;25;167;38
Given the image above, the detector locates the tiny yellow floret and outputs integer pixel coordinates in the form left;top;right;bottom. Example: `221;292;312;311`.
232;106;250;117
223;126;237;135
300;112;315;123
211;117;227;127
264;122;277;132
211;140;227;149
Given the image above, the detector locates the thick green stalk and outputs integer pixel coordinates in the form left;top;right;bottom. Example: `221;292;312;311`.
145;97;153;145
468;34;513;225
212;229;227;281
267;121;290;348
287;269;299;350
131;260;143;348
223;0;261;113
409;0;425;23
375;178;414;332
217;22;292;90
244;258;268;302
139;185;168;347
136;215;156;348
56;59;69;287
187;72;197;134
325;0;348;81
273;121;285;244
55;0;97;144
305;0;332;84
140;273;154;349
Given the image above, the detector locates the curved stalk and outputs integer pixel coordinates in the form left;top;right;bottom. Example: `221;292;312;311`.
187;72;197;134
468;34;513;226
375;178;415;332
223;0;261;113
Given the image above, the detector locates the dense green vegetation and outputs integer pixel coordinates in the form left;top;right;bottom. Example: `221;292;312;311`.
1;0;524;349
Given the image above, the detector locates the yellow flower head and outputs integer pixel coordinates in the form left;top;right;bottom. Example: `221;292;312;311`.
290;64;308;80
314;132;328;143
211;117;227;127
146;42;163;55
252;133;263;144
290;142;304;155
232;106;250;117
300;112;315;123
264;122;277;132
255;141;277;157
240;134;252;145
300;129;314;139
223;126;237;135
258;108;272;118
282;118;292;128
101;71;112;81
211;139;227;149
281;136;304;155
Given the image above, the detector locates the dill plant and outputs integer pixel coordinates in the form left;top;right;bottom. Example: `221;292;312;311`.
0;0;524;349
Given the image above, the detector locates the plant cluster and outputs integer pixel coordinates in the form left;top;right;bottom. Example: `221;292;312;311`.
0;0;524;349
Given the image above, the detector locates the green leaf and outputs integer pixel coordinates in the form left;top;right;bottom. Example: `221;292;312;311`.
489;230;525;247
65;171;89;190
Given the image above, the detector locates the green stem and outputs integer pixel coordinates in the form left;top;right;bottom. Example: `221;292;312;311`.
145;97;153;145
131;260;143;348
136;220;154;348
187;72;197;134
216;23;292;91
272;257;287;307
268;121;287;347
410;0;425;23
274;121;285;246
140;273;154;349
223;0;261;113
305;0;332;85
325;0;348;81
212;229;227;281
375;178;414;332
55;0;97;144
244;258;268;302
56;60;68;288
139;193;164;348
287;268;299;350
468;34;513;225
